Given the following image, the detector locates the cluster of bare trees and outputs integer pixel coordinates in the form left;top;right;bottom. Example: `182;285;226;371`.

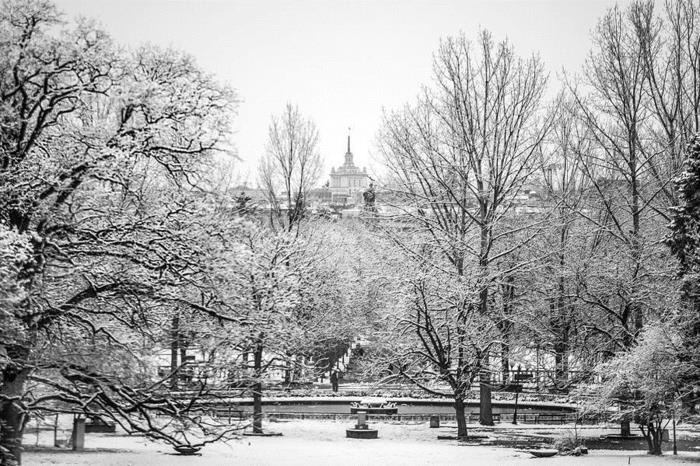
373;0;700;450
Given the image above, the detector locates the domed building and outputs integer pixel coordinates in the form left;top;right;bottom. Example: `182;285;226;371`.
329;135;369;205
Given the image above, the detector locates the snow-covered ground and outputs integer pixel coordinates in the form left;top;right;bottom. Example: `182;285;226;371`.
24;420;700;465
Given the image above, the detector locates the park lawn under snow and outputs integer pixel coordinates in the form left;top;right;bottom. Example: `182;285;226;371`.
23;420;700;465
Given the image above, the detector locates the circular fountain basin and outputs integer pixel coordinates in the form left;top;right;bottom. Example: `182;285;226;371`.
346;427;378;439
350;407;398;415
351;397;398;415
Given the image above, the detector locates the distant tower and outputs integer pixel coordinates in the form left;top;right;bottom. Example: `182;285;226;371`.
344;134;353;166
329;130;369;205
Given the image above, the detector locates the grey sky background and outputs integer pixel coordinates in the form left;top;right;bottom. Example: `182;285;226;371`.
53;0;631;185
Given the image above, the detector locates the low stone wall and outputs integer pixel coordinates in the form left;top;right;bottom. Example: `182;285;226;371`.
217;411;607;425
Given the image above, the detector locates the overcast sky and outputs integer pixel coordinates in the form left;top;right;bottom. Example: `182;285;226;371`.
54;0;631;185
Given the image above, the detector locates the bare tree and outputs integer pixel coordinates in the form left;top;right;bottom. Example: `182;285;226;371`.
630;0;700;209
259;103;321;232
206;220;305;434
373;254;498;440
566;3;678;351
526;97;595;388
378;30;551;427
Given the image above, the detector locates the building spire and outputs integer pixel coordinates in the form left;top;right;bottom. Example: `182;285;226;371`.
343;127;354;167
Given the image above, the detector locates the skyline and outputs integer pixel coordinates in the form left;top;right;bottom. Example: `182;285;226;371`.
53;0;634;185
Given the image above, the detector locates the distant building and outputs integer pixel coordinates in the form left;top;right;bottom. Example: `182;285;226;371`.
329;136;369;205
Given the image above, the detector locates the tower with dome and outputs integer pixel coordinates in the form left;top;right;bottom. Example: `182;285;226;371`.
329;135;370;205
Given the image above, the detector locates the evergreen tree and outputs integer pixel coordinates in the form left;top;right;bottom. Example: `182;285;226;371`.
668;137;700;414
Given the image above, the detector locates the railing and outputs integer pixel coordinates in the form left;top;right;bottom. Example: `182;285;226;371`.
200;409;609;425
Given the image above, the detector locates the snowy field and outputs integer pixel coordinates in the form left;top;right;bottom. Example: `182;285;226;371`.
23;420;700;465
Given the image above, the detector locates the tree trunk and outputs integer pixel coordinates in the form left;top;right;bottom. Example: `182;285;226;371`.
501;342;509;384
643;421;663;455
499;276;514;384
553;276;570;391
454;398;468;440
553;341;569;391
0;366;30;466
252;341;264;434
477;219;494;426
179;334;189;385
630;145;644;341
170;315;179;390
293;356;303;381
479;370;494;426
284;353;292;384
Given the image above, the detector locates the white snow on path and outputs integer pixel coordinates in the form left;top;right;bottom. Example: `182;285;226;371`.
24;420;700;465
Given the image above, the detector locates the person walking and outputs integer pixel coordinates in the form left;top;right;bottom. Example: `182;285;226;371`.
330;370;339;392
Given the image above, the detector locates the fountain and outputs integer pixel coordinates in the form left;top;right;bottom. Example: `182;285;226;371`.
346;412;378;439
350;397;398;415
